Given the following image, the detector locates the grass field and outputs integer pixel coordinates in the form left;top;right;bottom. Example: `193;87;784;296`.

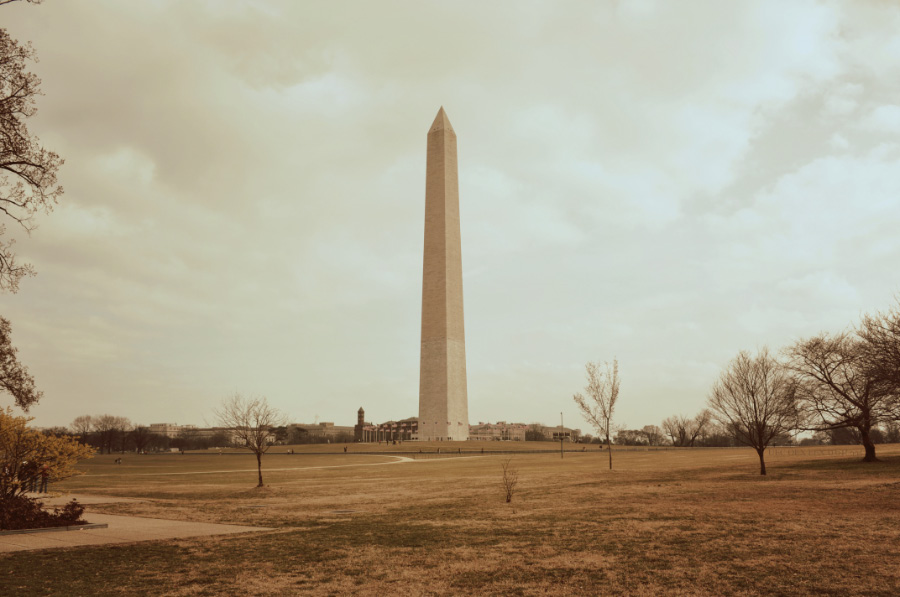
2;442;899;596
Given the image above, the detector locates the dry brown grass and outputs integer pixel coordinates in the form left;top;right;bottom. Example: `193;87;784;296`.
2;443;899;596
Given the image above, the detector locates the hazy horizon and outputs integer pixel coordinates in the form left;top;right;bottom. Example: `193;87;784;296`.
3;1;900;432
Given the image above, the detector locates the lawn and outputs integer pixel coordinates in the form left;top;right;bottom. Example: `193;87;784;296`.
2;443;898;596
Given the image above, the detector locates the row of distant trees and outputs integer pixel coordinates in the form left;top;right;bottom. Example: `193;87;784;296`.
641;301;900;474
60;415;232;453
614;415;900;448
570;301;900;475
60;414;354;454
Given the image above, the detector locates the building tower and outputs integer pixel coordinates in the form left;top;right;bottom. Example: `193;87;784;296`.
417;107;469;441
354;407;366;442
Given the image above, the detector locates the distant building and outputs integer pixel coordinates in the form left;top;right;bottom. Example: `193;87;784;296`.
148;423;197;438
538;425;581;442
354;407;370;442
148;424;238;445
357;416;418;442
192;427;237;442
291;422;355;441
468;421;527;441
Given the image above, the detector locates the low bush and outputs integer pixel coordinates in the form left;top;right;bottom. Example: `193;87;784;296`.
0;495;86;531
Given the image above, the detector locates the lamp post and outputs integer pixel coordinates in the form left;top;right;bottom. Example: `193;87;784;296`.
560;412;564;459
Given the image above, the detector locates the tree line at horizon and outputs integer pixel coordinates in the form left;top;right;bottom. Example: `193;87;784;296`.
48;414;356;455
574;300;900;474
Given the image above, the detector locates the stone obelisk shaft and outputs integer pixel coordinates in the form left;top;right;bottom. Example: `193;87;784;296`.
418;107;469;441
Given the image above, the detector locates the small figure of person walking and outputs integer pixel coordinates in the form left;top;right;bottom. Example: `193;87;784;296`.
39;464;49;493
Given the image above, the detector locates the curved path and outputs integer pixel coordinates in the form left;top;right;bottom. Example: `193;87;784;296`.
0;513;272;553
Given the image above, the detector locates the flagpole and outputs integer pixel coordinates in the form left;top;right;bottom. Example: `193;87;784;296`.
560;412;564;459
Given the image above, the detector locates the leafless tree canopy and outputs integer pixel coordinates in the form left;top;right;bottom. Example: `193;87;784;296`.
0;0;59;415
641;425;665;446
215;393;286;487
500;458;518;504
661;411;711;447
708;348;798;475
615;425;666;446
858;302;900;415
786;332;891;462
129;426;154;453
69;415;93;438
573;359;620;469
0;316;41;410
92;414;131;454
0;23;64;292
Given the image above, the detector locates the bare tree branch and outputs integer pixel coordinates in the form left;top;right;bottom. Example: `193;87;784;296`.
708;347;798;475
858;301;900;420
500;458;518;504
573;359;620;470
0;26;64;293
661;411;711;447
214;393;287;487
0;315;41;410
785;332;891;462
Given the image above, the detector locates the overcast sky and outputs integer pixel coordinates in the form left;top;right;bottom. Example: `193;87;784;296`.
3;0;900;433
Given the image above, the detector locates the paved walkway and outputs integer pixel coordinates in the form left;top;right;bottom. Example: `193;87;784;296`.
1;495;273;553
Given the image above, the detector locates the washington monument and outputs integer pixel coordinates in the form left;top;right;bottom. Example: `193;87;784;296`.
418;107;469;441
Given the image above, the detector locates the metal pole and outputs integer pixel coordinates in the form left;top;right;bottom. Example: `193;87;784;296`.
560;412;564;459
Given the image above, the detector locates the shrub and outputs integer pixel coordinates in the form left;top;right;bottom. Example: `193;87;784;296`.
0;495;86;531
1;407;95;499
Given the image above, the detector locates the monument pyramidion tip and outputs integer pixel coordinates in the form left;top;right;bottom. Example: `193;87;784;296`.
429;106;455;133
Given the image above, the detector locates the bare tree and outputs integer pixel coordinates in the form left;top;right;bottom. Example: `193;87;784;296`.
786;332;891;462
708;348;798;475
0;0;64;414
573;359;620;469
174;427;200;451
92;415;130;454
661;416;679;445
0;317;41;410
525;423;546;441
500;458;518;504
69;415;93;439
699;421;740;447
214;394;286;487
641;425;665;446
1;11;65;293
882;420;900;444
115;420;134;453
661;410;710;447
128;426;154;453
858;303;900;418
615;428;648;446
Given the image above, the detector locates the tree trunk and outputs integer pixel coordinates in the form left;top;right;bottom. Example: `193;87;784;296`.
756;447;767;476
607;437;613;470
256;452;264;487
860;429;878;462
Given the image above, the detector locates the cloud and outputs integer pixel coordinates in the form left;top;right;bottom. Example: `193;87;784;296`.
859;105;900;133
2;0;899;432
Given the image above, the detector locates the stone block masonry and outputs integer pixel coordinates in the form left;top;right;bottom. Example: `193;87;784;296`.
418;108;469;441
